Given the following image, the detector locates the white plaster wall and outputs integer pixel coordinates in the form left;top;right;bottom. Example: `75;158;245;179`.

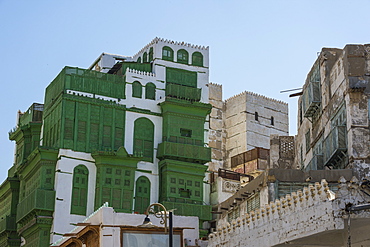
51;149;97;244
54;206;199;247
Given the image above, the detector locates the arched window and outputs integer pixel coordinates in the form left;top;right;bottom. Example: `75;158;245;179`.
177;49;189;64
134;118;154;162
162;46;174;61
192;52;203;66
137;57;141;63
71;165;88;215
132;81;142;98
271;116;274;125
145;83;156;100
143;52;148;63
134;176;151;214
149;47;153;62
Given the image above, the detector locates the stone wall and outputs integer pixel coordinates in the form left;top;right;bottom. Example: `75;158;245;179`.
224;92;289;168
208;82;225;172
208;176;370;247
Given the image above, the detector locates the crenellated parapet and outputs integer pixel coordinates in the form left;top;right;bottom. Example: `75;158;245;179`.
209;176;370;246
225;91;287;106
125;67;155;77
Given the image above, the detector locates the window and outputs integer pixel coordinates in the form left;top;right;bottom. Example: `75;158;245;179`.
180;128;192;137
149;47;153;62
271;116;274;125
143;52;148;63
71;165;89;215
192;52;203;66
305;130;311;153
179;188;190;198
246;193;260;213
134;176;151;214
137;57;141;63
133;118;154;162
255;112;259;121
162;46;174;61
132;81;142;98
177;49;189;64
145;83;156;100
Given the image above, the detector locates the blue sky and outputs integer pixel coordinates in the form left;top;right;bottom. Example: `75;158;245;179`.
1;0;370;182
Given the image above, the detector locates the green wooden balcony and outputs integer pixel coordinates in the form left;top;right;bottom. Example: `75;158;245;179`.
162;201;211;221
323;126;347;168
157;141;211;164
165;83;201;102
0;216;16;234
16;189;56;222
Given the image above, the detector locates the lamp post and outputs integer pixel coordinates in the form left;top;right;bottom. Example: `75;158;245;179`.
145;203;173;247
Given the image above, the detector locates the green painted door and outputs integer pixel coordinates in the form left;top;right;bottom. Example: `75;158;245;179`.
134;176;151;214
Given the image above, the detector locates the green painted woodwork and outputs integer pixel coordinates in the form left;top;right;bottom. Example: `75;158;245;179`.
191;52;203;67
20;220;53;247
0;178;20;246
118;62;152;74
16;188;55;223
43;98;126;153
160;99;211;145
149;47;153;62
44;66;126;109
134;176;151;214
158;159;207;204
133;118;154;162
166;83;201;101
166;67;197;88
157;141;211;163
137;57;141;63
143;52;148;63
71;165;89;215
162;46;174;61
92;148;140;213
132;81;142;98
145;83;156;100
162;202;211;221
9;104;43;169
177;49;189;64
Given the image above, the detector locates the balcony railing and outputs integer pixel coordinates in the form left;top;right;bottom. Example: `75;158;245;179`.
0;216;16;234
162;201;212;221
323;126;347;168
165;83;201;102
16;189;56;222
157;141;211;164
303;81;321;118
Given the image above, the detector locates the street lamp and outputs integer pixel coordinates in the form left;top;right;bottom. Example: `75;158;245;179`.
143;203;174;247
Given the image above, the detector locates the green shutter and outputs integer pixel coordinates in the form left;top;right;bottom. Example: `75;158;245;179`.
133;118;154;162
162;46;174;61
70;165;89;215
134;176;151;214
145;83;156;100
192;52;203;66
177;49;189;64
132;81;142;98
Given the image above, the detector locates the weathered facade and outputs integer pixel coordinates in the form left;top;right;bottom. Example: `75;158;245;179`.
207;44;370;246
297;45;370;172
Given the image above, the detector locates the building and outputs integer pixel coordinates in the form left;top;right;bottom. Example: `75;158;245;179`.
0;38;213;246
297;44;370;174
51;205;202;247
207;44;370;246
207;86;289;207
